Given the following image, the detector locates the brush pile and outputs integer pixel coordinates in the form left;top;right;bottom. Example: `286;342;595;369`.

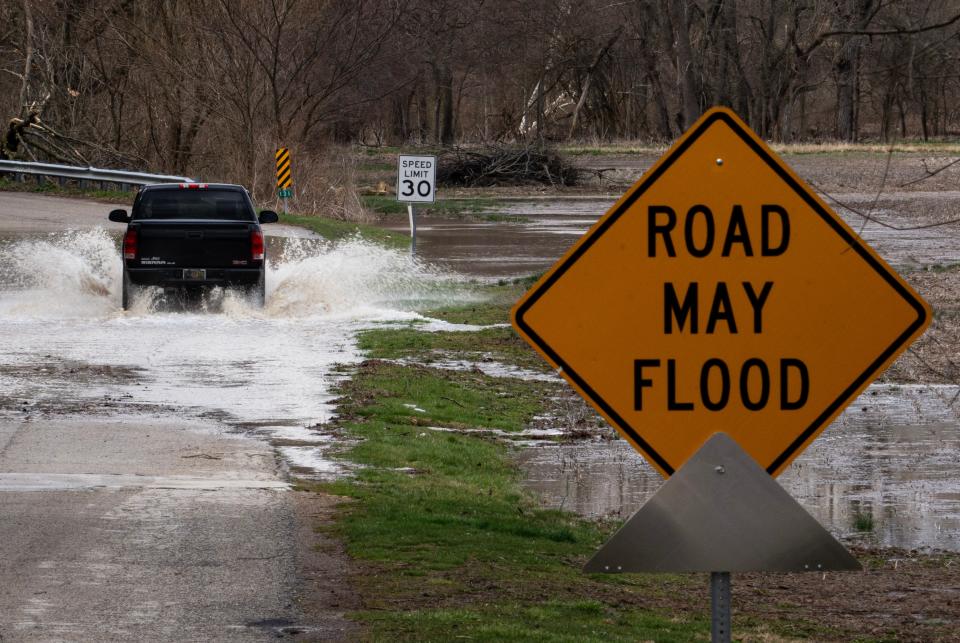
437;145;580;187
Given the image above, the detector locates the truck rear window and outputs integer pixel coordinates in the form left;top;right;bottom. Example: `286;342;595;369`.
134;190;256;221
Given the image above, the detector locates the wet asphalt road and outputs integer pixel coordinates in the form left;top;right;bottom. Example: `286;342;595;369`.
0;193;349;641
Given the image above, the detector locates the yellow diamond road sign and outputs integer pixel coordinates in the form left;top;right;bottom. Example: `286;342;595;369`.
512;108;931;478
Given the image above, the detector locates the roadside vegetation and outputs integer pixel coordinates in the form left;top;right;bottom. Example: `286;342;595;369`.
361;194;499;219
277;212;406;249
0;176;132;203
301;279;862;642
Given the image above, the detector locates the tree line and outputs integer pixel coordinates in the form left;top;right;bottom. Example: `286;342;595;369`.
2;0;959;194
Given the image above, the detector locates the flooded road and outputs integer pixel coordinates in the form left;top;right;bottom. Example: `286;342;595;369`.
0;228;463;474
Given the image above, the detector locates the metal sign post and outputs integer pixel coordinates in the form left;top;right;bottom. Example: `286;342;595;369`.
583;433;861;641
407;203;417;254
397;154;436;256
710;572;731;643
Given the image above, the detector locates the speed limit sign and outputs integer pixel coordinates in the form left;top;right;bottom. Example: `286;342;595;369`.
397;154;437;203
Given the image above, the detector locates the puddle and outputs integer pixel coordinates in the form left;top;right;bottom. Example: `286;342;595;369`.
519;383;960;551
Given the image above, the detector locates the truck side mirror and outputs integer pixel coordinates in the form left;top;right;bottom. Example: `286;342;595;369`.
108;209;130;223
258;210;279;224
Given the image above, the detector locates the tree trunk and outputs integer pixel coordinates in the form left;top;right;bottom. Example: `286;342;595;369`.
835;45;858;140
19;0;34;115
439;67;454;144
668;0;699;128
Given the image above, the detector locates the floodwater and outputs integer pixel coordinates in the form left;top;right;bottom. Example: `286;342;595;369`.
388;192;960;552
0;228;470;477
519;383;960;551
393;193;960;278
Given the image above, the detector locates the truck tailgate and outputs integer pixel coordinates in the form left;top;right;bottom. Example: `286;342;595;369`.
134;220;253;268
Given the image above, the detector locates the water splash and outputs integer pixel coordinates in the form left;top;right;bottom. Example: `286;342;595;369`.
263;236;465;319
0;229;120;318
0;230;471;320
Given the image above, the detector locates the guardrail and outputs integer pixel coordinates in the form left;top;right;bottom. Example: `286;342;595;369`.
0;159;193;189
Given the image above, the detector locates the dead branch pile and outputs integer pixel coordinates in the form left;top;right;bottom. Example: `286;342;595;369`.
436;145;581;187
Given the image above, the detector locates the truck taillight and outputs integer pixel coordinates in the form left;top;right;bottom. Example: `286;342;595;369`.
251;229;264;261
123;228;137;259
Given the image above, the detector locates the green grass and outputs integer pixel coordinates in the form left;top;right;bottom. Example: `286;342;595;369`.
362;146;404;156
358;600;707;642
341;361;547;432
359;162;395;172
357;326;549;372
417;274;540;326
362;194;498;218
0;176;133;203
316;359;715;637
853;512;875;532
923;262;960;273
278;212;406;248
478;212;530;223
307;277;842;640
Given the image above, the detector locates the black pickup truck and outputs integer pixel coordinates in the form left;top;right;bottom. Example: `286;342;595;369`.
108;183;279;310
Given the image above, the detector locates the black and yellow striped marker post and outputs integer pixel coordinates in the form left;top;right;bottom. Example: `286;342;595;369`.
276;147;293;213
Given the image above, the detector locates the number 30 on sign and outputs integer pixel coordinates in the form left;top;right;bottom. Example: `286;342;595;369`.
397;155;437;204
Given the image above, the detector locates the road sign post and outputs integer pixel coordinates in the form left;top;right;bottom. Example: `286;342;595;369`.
276;147;293;215
407;203;417;254
397;154;437;255
512;107;930;641
710;571;731;643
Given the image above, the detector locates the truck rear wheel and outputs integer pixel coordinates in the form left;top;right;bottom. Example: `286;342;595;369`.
121;270;138;311
245;274;265;308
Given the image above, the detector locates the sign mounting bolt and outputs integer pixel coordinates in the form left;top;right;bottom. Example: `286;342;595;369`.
715;465;725;474
716;158;724;166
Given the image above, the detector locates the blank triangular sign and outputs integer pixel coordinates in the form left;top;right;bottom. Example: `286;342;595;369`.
585;433;861;573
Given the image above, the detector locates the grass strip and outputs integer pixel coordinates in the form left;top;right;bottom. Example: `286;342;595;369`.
0;176;132;202
357;326;549;373
318;359;712;640
357;600;707;642
278;212;407;248
362;194;499;219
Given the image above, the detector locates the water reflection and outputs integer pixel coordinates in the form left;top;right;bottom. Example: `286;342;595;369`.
518;383;960;551
387;197;960;278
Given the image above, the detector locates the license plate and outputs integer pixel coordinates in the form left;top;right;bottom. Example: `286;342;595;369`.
183;269;206;280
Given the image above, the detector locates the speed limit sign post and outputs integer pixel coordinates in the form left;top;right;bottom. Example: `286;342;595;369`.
397;154;437;254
